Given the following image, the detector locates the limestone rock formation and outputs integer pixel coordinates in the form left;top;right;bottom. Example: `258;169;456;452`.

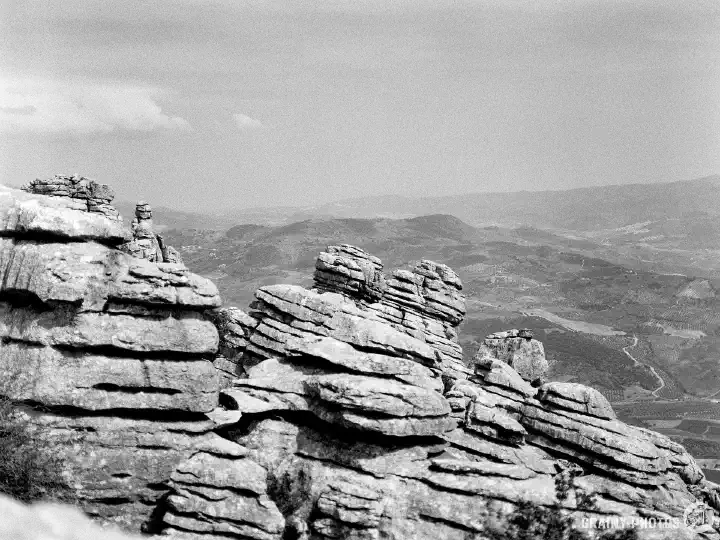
22;174;122;221
314;244;386;302
312;245;468;379
1;183;129;243
163;244;718;540
474;328;549;384
120;201;183;264
1;184;719;540
0;182;222;530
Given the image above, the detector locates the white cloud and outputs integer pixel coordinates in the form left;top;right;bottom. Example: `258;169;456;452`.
233;113;264;130
0;77;190;134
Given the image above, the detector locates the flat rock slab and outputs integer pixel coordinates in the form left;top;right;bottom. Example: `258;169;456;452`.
0;239;220;309
0;341;219;412
287;336;443;391
0;303;218;354
310;373;450;418
0;184;131;245
538;381;616;420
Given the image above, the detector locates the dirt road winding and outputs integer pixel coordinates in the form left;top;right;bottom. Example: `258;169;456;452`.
623;335;666;397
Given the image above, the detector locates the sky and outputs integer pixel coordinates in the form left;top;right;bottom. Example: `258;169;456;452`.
1;0;719;212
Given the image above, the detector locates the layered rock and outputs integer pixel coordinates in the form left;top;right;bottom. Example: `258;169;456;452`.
314;244;385;302
22;174;121;221
0;183;129;244
313;245;468;380
163;244;718;540
0;183;222;530
120;201;183;264
371;259;468;380
474;328;549;384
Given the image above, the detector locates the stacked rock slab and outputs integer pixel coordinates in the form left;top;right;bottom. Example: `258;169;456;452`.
314;244;386;302
22;174;121;221
163;244;719;540
314;245;469;379
371;259;468;380
474;328;549;385
0;183;224;531
119;201;183;264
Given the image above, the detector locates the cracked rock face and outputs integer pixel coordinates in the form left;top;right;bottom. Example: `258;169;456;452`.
0;182;221;530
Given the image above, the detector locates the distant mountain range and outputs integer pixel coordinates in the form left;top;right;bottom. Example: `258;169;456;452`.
119;174;720;233
211;174;720;229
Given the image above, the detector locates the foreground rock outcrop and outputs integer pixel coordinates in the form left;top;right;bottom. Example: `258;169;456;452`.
0;181;222;530
1;181;719;539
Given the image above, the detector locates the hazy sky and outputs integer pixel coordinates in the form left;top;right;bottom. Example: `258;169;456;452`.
1;0;719;212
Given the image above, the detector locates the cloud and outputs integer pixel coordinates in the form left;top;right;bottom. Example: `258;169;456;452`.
0;77;190;134
233;113;264;130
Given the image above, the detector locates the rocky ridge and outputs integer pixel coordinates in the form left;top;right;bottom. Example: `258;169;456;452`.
1;181;719;539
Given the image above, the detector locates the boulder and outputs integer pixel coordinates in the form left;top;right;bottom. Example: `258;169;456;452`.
474;328;549;384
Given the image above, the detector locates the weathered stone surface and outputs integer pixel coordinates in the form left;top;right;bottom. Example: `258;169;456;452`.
21;174;121;220
15;407;219;530
538;381;616;420
286;336;443;391
0;184;130;244
162;448;285;540
314;244;386;302
521;401;673;484
251;284;439;367
474;328;549;383
309;373;450;418
0;341;218;412
209;306;257;356
2;212;717;540
0;181;226;533
191;245;717;540
0;303;218;354
472;355;536;409
0;239;220;309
